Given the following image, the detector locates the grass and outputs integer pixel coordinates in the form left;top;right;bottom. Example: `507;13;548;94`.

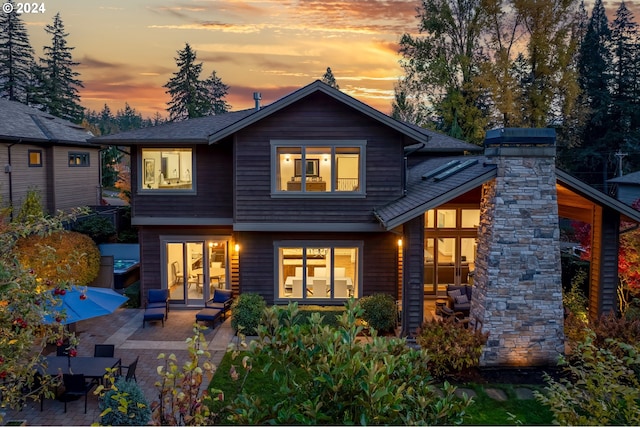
209;351;554;425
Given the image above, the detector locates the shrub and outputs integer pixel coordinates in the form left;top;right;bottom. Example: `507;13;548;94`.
415;318;489;379
358;293;397;332
124;281;140;308
225;301;472;425
563;270;588;320
591;312;640;357
231;293;266;335
73;215;116;244
15;230;101;286
535;331;640;425
99;377;151;426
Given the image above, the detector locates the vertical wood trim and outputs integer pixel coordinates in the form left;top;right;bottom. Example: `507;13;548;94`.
589;205;602;320
401;215;424;337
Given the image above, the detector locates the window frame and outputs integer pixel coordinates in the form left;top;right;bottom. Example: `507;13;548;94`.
28;149;43;167
273;240;363;304
138;147;196;194
68;152;90;167
270;140;366;197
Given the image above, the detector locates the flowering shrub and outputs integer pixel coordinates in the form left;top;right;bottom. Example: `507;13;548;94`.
15;230;101;287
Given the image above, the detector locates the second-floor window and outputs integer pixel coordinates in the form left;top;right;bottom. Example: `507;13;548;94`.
28;150;42;167
69;152;89;167
140;148;194;191
271;140;365;195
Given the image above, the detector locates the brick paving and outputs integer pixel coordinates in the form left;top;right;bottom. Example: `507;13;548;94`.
3;308;234;426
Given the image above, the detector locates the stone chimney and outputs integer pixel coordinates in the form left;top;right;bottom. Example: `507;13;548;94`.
472;128;565;367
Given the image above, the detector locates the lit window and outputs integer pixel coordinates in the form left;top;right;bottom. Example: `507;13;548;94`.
140;148;194;191
276;243;360;301
272;141;365;194
28;150;42;167
68;152;89;167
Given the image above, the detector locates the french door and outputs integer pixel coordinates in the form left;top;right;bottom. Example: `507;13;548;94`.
164;237;229;306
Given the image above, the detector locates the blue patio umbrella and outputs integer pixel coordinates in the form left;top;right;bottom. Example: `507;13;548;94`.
44;286;128;325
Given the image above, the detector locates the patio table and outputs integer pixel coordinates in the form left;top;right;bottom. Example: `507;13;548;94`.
42;356;121;380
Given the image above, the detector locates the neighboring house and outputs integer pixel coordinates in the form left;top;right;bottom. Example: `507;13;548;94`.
94;81;640;367
0;98;99;216
608;170;640;207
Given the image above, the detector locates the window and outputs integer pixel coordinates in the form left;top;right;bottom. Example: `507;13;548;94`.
28;150;42;167
276;242;360;301
68;152;89;167
272;141;365;195
140;148;194;191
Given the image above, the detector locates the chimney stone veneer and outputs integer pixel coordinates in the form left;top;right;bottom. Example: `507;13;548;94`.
472;128;565;367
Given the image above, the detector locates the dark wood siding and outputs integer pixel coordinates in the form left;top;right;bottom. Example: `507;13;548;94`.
238;231;398;305
401;216;424;337
597;207;620;316
132;143;234;219
234;92;405;224
139;225;234;299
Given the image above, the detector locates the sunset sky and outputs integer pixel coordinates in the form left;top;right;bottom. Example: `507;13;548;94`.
18;0;637;119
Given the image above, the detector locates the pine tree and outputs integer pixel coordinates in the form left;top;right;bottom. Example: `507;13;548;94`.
0;0;35;102
204;70;230;115
321;67;339;89
164;43;210;121
32;13;84;122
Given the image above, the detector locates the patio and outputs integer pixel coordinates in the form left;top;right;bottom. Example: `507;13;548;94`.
3;308;233;426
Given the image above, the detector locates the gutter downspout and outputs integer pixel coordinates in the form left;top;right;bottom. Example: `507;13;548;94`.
6;142;17;221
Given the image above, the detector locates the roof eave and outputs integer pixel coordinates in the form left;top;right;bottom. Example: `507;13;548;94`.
207;81;431;145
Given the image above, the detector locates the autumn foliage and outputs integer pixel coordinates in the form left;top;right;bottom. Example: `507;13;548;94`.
15;230;101;287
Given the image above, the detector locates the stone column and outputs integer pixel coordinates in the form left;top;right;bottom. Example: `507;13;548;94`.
472;128;565;367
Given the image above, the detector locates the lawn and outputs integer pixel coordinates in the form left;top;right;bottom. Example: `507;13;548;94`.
209;351;554;425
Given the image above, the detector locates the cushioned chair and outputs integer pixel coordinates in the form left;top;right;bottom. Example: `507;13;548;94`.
147;289;169;319
204;289;233;319
446;284;472;316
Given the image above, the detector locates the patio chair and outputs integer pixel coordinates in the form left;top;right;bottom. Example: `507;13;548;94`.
204;289;233;319
61;373;97;413
94;344;115;358
121;356;138;382
56;343;69;357
147;289;169;319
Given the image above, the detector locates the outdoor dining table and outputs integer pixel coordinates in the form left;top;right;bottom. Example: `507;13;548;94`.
42;356;121;380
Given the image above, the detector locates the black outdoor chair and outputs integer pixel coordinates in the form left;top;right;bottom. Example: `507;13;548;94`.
94;344;115;358
60;373;97;413
147;289;169;319
56;345;69;357
121;356;138;382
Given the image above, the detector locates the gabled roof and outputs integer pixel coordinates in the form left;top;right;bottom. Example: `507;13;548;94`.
92;80;480;153
0;98;93;145
608;170;640;185
375;156;640;230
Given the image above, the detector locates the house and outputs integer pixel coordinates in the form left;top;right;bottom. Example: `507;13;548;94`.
94;81;640;367
0;98;99;216
608;170;640;207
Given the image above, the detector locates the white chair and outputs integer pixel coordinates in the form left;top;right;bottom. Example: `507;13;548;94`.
314;267;327;277
313;278;328;297
334;278;349;298
334;267;346;278
292;279;303;298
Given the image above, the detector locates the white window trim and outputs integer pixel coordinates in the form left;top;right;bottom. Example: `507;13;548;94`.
270;140;366;197
273;240;363;304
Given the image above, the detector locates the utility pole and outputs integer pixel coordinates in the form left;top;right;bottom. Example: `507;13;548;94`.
615;150;627;177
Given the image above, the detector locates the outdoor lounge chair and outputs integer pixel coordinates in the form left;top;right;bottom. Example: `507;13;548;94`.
203;289;233;319
147;289;169;319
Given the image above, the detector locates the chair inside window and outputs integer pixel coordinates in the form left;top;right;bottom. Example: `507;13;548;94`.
147;289;169;319
334;278;350;298
61;373;97;413
171;261;183;286
94;344;115;358
121;356;139;382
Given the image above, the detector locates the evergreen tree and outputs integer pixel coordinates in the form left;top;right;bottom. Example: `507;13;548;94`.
204;70;230;115
116;103;144;131
0;0;35;103
164;43;210;121
32;13;83;122
561;0;613;187
321;67;339;89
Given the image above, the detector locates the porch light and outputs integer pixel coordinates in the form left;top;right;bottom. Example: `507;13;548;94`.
397;239;403;247
234;244;240;252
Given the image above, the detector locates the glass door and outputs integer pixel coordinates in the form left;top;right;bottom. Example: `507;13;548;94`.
165;238;229;306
